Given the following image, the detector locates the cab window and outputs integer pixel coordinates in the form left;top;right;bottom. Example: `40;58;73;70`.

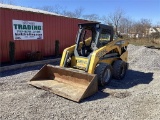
98;29;111;47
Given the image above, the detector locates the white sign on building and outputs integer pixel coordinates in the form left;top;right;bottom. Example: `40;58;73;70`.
12;20;43;40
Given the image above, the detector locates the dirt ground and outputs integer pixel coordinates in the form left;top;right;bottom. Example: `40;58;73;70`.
0;45;160;120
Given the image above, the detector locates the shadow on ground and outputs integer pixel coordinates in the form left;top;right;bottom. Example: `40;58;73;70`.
1;67;154;103
82;91;110;103
107;69;153;89
0;62;60;77
83;69;153;102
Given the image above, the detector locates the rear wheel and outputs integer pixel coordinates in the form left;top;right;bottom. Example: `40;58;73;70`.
94;63;112;86
113;60;127;80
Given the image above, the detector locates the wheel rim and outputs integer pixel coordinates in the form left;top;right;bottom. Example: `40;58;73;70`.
103;69;111;83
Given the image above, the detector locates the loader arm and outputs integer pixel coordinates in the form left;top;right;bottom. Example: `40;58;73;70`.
88;39;129;74
60;45;75;67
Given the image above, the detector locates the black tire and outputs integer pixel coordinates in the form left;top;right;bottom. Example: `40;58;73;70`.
113;60;127;80
94;63;112;86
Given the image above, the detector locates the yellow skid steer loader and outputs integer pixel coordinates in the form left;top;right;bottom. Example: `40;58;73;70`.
29;22;129;102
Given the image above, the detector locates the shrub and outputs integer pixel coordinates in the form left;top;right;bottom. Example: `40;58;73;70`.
151;32;160;39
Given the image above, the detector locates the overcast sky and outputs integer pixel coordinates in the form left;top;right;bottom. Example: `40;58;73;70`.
2;0;160;24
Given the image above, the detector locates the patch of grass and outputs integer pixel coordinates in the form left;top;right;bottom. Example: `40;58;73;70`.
127;38;160;47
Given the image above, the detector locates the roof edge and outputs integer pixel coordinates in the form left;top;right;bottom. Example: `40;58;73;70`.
0;3;95;22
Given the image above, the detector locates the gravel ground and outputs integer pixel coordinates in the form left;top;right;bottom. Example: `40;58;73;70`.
0;45;160;120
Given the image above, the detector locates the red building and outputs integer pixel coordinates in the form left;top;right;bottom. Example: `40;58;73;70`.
0;4;90;63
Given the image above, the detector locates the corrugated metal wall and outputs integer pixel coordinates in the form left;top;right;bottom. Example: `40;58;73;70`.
0;8;88;62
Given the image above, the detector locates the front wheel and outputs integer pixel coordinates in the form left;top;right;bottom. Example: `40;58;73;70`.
94;63;112;86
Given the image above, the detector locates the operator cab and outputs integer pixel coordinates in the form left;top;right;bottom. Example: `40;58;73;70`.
74;22;114;57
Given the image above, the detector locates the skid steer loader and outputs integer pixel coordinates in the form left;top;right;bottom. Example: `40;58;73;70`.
29;22;129;102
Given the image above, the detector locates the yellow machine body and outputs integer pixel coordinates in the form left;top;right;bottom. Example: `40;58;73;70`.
29;23;129;102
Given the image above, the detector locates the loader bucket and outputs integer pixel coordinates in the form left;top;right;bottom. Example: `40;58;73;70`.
29;64;98;102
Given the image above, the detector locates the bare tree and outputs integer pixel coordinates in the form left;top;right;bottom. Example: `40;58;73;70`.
39;5;84;18
101;16;113;25
141;19;151;35
141;19;151;28
74;7;84;18
119;17;133;34
82;14;99;21
40;6;54;12
62;11;76;18
62;7;84;18
39;5;63;14
53;5;64;14
132;19;151;35
108;9;125;34
0;0;4;3
0;0;15;4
